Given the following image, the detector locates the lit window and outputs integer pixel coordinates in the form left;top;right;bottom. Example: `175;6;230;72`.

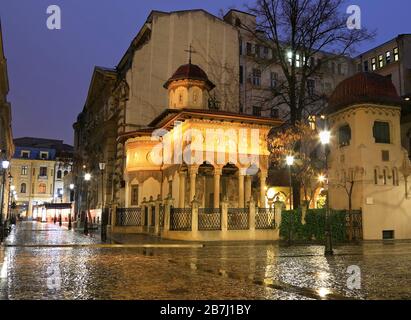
386;51;391;64
371;57;377;71
21;166;28;176
308;116;316;130
394;47;399;61
378;55;384;68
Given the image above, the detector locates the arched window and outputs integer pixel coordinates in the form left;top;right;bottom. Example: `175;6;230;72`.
20;183;27;194
64;170;69;177
57;170;62;179
38;183;46;194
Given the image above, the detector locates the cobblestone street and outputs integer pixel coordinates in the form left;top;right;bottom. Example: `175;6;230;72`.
0;221;410;300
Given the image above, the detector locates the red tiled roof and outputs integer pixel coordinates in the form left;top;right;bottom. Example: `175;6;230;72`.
328;72;403;114
163;63;215;90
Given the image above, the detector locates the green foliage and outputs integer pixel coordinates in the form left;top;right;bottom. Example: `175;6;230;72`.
280;208;349;242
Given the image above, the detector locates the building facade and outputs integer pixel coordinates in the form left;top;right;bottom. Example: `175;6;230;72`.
10;138;73;218
0;20;14;225
327;73;411;240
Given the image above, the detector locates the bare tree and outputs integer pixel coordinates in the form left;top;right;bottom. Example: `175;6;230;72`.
242;0;374;123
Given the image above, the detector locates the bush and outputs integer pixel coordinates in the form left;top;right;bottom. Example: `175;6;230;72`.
280;208;349;242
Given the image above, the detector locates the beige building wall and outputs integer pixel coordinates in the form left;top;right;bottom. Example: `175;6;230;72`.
122;10;240;132
10;158;56;217
328;104;411;240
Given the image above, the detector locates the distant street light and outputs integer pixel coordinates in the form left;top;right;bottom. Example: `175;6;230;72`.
320;129;333;256
68;184;74;230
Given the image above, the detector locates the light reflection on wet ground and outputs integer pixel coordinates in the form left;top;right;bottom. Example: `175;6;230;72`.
1;222;410;300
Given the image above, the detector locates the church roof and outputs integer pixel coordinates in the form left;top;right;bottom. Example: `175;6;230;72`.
163;63;215;90
327;72;404;114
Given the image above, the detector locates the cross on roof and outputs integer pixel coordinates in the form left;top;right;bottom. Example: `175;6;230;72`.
185;44;197;65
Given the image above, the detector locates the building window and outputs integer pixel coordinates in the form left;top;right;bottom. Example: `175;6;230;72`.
131;185;139;206
386;51;391;64
263;46;269;59
271;107;279;118
382;150;390;162
373;121;390;144
383;230;394;240
338;125;351;147
308;116;316;130
252;69;261;86
394;47;399;61
374;169;378;185
57;170;62;179
246;42;252;56
252;106;262;117
64;170;69;176
378;55;384;68
21;166;28;176
20;183;27;194
270;72;278;89
38;183;47;194
21;151;30;159
255;44;260;58
371;57;377;71
40;152;49;160
363;60;369;72
239;66;244;84
307;79;315;96
39;167;48;177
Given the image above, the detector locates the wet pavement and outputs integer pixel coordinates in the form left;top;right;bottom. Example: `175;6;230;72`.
0;221;410;300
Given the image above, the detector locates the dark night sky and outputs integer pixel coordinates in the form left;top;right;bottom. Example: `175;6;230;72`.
1;0;410;145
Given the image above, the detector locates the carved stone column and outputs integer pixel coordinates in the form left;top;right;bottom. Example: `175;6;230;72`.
238;168;246;208
189;166;198;204
178;171;186;208
214;167;223;209
259;170;268;208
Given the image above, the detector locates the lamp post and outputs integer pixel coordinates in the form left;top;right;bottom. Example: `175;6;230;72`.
319;129;333;256
0;160;10;242
6;181;14;235
58;189;63;227
69;184;74;230
99;162;106;242
285;155;294;246
84;173;91;235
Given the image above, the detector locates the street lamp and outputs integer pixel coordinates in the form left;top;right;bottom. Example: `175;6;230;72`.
0;160;10;242
99;162;107;242
84;173;91;235
320;129;333;256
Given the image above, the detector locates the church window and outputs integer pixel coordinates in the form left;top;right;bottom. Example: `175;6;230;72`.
338;125;351;147
131;185;139;206
373;121;390;144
